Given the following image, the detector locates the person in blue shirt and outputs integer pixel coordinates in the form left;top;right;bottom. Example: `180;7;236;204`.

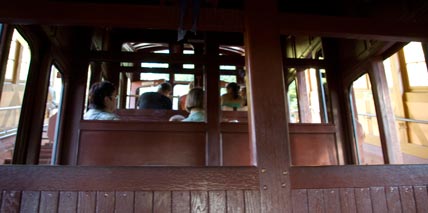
182;88;205;122
84;81;119;120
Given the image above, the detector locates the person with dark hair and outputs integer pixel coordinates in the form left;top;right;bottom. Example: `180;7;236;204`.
84;81;119;120
138;82;173;110
182;88;205;122
221;82;244;111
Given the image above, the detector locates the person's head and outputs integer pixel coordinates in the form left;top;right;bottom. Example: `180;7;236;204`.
188;81;194;90
185;88;204;112
226;82;240;99
157;82;172;97
88;81;117;112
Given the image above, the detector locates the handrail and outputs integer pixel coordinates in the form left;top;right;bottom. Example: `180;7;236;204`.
358;112;428;124
0;106;21;111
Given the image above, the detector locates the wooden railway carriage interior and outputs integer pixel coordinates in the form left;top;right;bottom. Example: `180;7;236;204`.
0;0;428;212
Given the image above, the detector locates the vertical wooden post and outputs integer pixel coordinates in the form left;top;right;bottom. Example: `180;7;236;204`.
370;58;403;164
204;33;221;166
296;70;311;122
57;28;92;165
245;1;291;212
0;24;13;101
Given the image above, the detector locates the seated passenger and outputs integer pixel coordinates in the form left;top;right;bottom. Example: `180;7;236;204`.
138;82;172;110
182;88;205;122
178;81;194;111
84;81;119;120
221;82;244;111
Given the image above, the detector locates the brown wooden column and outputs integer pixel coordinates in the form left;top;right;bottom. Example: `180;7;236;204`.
296;70;311;122
370;58;403;164
57;28;92;165
204;34;221;166
0;24;13;100
12;26;52;164
245;1;291;212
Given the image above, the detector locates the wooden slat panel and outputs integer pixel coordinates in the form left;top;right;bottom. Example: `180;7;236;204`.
40;191;59;213
208;191;226;213
307;189;325;213
291;165;428;188
154;191;171;213
0;166;258;191
354;188;372;213
323;189;340;213
370;187;387;213
288;124;336;134
227;190;244;213
172;191;190;213
58;191;78;212
115;191;134;213
135;191;153;213
96;191;115;213
414;186;428;213
77;191;96;213
385;187;402;213
191;191;208;213
399;186;416;213
20;191;40;213
292;189;308;213
244;190;261;213
1;191;21;212
339;188;357;213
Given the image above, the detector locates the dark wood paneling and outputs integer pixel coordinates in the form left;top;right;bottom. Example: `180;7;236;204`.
172;191;190;213
399;186;416;213
323;189;341;213
116;109;189;122
244;190;261;213
308;189;325;212
227;190;244;213
96;191;115;213
40;191;59;213
79;120;206;132
385;187;401;213
115;191;134;213
290;133;338;166
414;186;428;213
339;188;357;213
1;191;21;212
354;188;372;213
222;132;252;166
288;124;336;133
59;191;78;213
154;191;171;213
191;191;208;213
291;189;308;213
77;191;96;213
370;187;388;213
135;191;153;213
208;191;226;213
0;166;258;191
20;191;40;213
291;165;428;189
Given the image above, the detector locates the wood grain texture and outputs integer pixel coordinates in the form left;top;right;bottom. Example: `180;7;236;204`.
20;191;40;213
58;191;78;213
354;188;372;213
0;166;258;191
154;191;171;213
96;191;115;213
339;188;357;213
40;191;59;213
292;189;308;213
307;189;325;213
399;186;416;213
227;190;244;213
115;191;134;213
77;191;96;213
172;191;190;213
208;191;226;213
413;186;428;213
385;187;402;213
244;190;261;213
291;165;428;188
323;189;341;213
191;191;208;213
135;191;153;213
370;187;387;213
1;191;21;212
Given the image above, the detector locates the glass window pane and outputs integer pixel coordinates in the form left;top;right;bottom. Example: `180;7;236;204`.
403;42;428;88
